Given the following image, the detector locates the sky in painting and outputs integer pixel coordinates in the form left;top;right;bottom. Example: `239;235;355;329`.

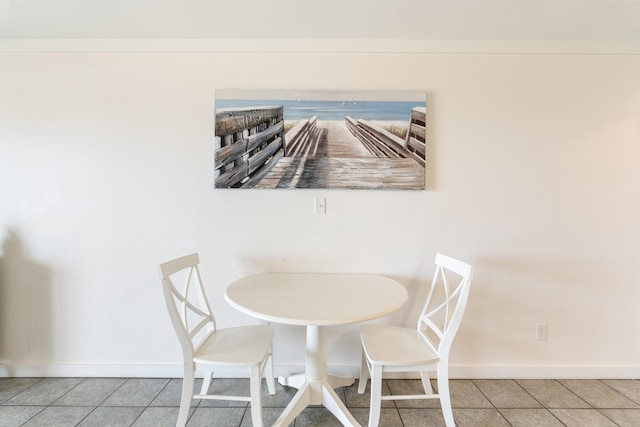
216;89;425;103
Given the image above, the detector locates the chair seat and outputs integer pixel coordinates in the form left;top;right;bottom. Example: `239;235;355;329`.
360;325;439;366
194;324;274;366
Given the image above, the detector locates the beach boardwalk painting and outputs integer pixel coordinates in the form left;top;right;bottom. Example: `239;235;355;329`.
214;89;426;190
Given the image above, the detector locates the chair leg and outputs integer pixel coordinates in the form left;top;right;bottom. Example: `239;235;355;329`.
200;371;213;395
358;349;369;394
420;370;434;395
177;366;195;427
368;365;383;427
265;350;276;395
249;365;264;427
437;364;454;427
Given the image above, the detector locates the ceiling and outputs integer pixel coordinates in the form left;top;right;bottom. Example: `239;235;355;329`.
1;0;639;42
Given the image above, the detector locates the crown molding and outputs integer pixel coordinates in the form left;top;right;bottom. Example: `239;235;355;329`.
1;38;639;55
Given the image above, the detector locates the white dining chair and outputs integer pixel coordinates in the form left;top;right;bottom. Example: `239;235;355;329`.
358;253;473;427
158;253;276;427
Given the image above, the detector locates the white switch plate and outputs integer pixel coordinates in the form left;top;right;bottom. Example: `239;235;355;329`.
535;323;548;341
314;197;326;214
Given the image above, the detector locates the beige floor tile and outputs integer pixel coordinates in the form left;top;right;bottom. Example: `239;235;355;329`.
500;408;564;426
601;379;640;405
453;408;511;426
600;408;640;426
550;408;619;426
473;379;541;408
559;379;639;408
516;379;590;408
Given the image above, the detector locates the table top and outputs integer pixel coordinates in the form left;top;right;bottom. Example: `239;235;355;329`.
225;272;408;326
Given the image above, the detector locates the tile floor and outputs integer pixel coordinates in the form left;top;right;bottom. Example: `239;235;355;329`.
1;377;640;426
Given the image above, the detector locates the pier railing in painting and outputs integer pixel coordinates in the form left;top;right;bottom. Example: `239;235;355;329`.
214;106;285;188
345;116;412;159
406;107;426;167
284;116;320;157
345;106;426;166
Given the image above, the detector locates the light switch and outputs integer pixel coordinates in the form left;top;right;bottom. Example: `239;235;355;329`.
314;197;326;214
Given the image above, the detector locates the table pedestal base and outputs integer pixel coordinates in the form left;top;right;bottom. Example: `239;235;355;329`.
272;378;359;427
272;325;361;427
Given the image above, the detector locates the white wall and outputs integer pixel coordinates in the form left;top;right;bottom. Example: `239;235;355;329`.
1;51;639;378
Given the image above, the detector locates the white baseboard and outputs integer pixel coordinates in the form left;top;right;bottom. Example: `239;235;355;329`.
449;365;640;379
1;363;639;379
0;363;185;378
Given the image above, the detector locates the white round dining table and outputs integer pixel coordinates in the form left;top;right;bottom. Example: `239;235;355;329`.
225;272;408;427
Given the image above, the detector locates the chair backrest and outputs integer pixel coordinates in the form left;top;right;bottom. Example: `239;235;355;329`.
418;253;473;358
158;253;216;361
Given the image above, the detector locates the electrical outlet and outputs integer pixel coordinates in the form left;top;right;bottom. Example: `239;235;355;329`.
536;323;548;341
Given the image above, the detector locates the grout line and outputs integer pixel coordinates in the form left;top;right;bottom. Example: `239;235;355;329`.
599;379;640;406
555;379;596;409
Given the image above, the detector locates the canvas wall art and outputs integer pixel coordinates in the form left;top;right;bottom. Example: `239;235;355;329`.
214;89;426;190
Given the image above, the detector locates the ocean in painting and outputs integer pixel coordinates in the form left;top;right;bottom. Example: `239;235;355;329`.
215;99;423;121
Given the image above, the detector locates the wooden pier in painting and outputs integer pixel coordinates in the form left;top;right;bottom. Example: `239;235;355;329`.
254;120;424;189
214;106;426;190
254;157;423;189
